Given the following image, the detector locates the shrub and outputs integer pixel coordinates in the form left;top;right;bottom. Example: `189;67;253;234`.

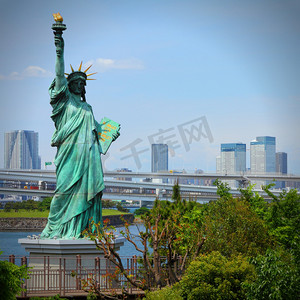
145;284;182;300
0;260;28;300
244;248;300;300
179;251;255;300
134;206;150;216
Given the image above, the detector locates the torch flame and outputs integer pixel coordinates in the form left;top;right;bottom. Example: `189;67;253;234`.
53;13;63;22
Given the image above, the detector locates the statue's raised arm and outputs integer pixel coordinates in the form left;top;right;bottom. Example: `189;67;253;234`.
51;13;67;91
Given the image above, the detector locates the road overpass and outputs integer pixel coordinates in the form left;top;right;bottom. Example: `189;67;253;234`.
1;168;299;206
1;169;300;182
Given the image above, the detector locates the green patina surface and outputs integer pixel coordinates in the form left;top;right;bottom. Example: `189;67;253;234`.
40;14;120;239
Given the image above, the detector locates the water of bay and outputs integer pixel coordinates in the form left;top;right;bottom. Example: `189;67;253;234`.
0;207;142;259
0;224;145;261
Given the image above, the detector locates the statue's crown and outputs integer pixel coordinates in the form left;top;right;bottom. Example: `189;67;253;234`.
65;62;97;82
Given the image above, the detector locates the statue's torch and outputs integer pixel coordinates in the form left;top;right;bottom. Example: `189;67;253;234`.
51;13;67;37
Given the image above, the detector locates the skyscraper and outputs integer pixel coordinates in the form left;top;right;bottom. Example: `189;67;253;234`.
276;152;287;189
151;144;168;173
250;136;276;174
217;143;246;187
4;130;41;169
220;143;246;174
276;152;287;174
250;136;276;188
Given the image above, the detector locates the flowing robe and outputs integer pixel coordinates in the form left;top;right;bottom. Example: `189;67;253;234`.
41;80;104;239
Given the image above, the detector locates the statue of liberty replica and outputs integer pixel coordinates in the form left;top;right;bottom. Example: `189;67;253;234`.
41;13;120;239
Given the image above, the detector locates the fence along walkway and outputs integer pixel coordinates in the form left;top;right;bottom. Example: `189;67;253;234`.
7;254;143;298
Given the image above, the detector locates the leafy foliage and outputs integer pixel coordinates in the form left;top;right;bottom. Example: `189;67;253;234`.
201;196;273;257
239;184;268;219
84;183;206;292
145;283;182;300
263;186;300;260
3;197;53;212
0;260;29;300
244;248;300;300
213;179;232;199
83;181;300;299
102;199;115;208
178;251;255;300
38;197;53;211
134;206;150;216
116;202;129;212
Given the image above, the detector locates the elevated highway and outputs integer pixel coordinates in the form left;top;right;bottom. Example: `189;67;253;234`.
1;169;300;182
1;168;299;206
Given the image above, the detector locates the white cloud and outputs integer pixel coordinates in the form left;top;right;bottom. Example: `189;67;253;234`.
0;66;53;80
85;58;144;73
23;66;53;78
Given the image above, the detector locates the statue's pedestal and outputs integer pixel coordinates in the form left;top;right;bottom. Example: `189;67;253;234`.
18;237;126;293
18;236;125;269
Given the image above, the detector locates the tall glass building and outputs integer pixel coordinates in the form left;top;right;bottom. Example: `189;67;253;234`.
250;136;276;188
151;144;168;173
220;143;246;174
276;152;287;189
276;152;287;174
250;136;276;173
4;130;41;169
217;143;246;187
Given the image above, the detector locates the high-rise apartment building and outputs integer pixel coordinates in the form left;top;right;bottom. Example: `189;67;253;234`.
217;143;246;187
151;144;168;173
4;130;41;169
250;136;276;187
276;152;287;189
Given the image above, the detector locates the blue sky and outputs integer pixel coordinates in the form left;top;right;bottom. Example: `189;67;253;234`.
0;0;299;174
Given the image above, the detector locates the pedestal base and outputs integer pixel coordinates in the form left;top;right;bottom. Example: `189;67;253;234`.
18;236;126;294
18;236;125;268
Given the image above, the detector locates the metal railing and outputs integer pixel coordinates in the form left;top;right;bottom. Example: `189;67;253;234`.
6;254;143;297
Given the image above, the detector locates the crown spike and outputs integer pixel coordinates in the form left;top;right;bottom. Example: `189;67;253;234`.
84;64;93;73
87;78;96;80
87;72;97;77
78;61;83;71
64;73;69;76
70;64;74;72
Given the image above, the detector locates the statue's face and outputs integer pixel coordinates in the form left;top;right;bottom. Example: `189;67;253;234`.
69;79;86;95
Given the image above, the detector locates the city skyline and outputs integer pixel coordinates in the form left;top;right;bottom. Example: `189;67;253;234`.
0;1;299;174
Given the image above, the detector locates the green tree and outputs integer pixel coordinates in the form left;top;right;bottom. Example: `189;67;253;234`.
38;197;53;211
201;196;273;257
244;248;300;300
172;180;181;203
102;199;114;208
83;183;205;292
134;206;150;216
239;183;268;219
4;201;13;212
116;202;129;212
214;179;232;199
145;284;182;300
24;199;38;211
0;260;28;300
263;186;300;260
178;251;255;300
